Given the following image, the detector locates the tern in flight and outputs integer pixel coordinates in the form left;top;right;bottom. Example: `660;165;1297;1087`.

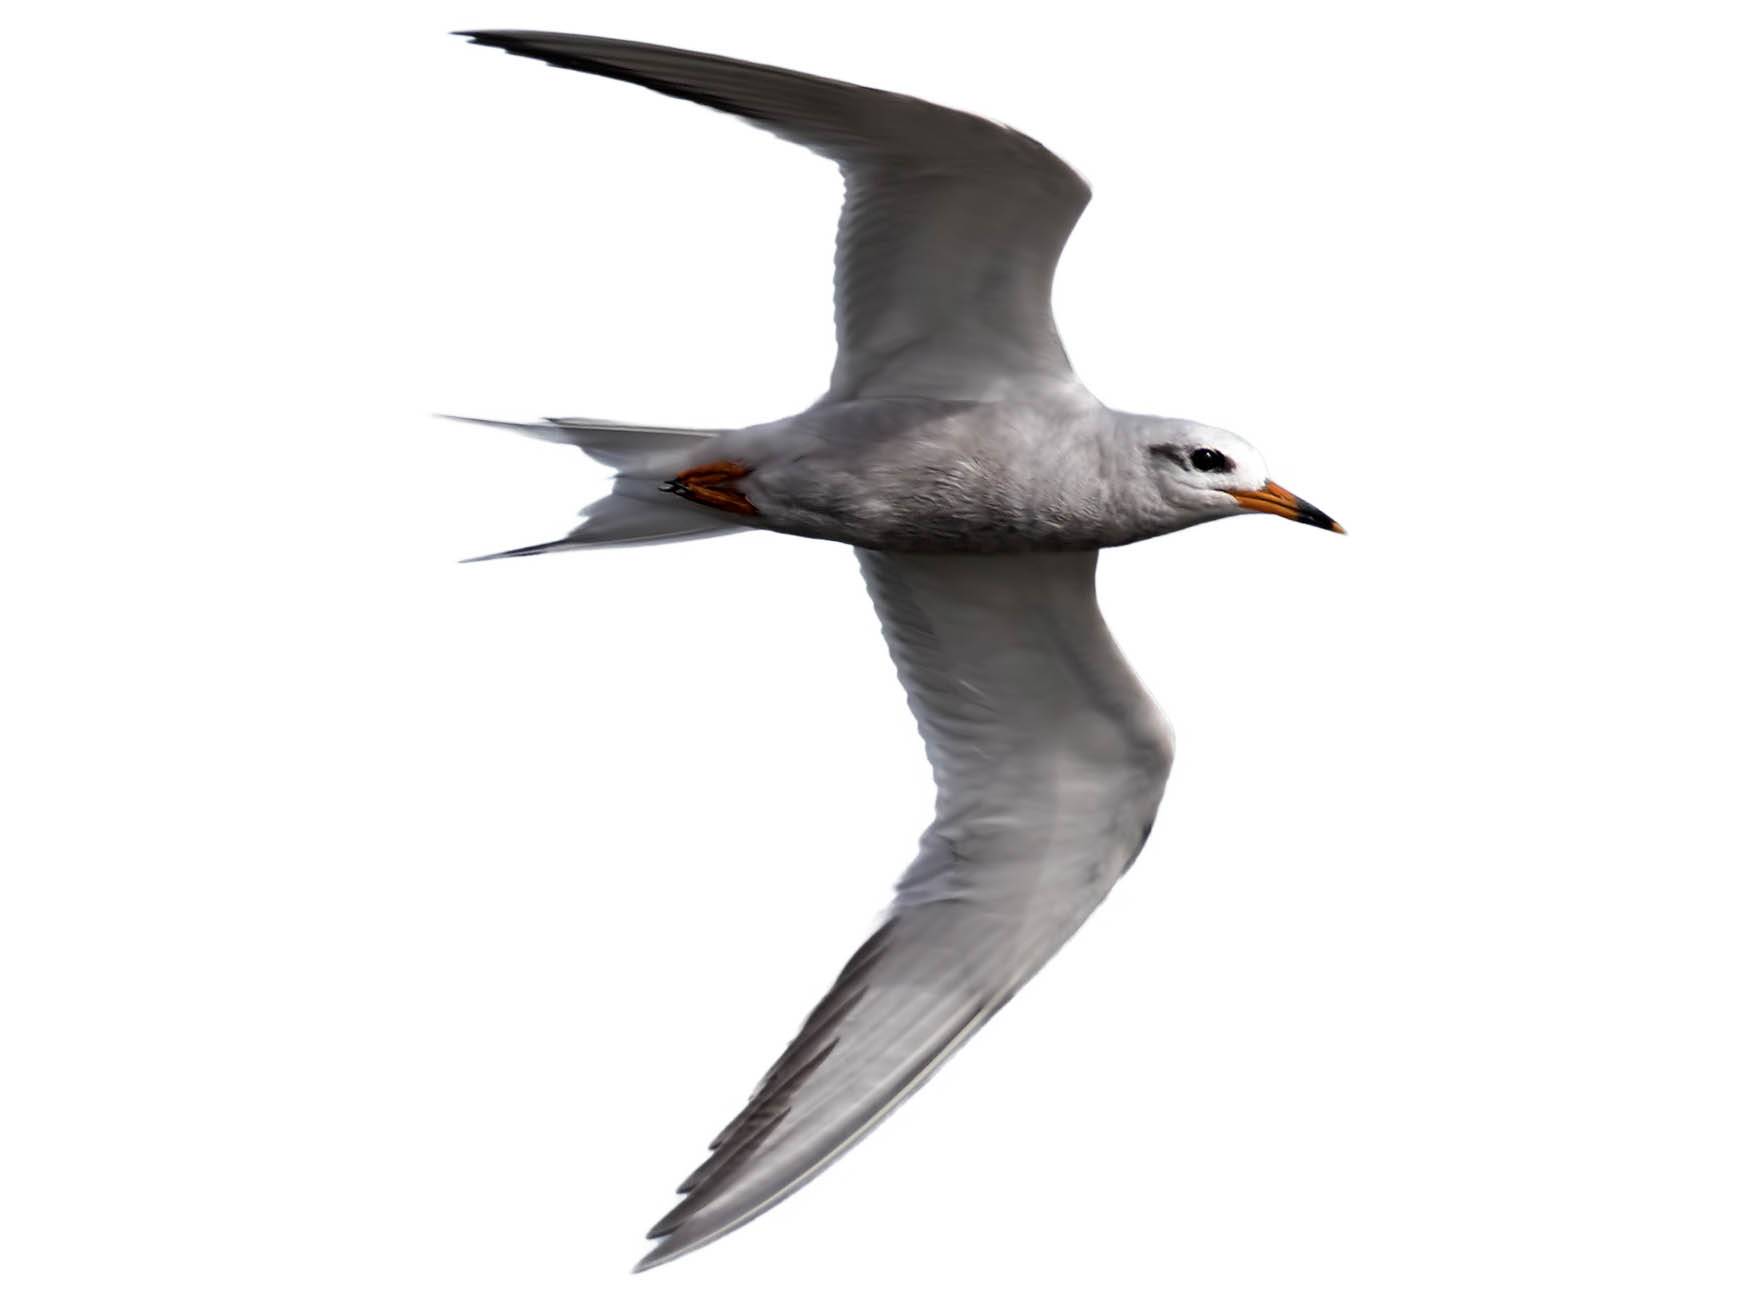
451;30;1343;1271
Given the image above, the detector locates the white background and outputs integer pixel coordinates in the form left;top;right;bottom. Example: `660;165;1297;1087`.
5;2;1750;1311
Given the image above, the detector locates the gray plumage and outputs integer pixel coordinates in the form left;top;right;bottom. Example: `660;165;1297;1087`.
451;29;1340;1271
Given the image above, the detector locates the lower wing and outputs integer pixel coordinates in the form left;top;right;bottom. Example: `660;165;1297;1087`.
637;550;1172;1269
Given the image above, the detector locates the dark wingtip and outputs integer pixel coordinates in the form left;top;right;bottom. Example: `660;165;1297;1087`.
452;31;537;56
633;1226;711;1273
453;30;555;48
458;539;568;563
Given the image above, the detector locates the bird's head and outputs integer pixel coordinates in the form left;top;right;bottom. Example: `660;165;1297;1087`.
1132;419;1344;538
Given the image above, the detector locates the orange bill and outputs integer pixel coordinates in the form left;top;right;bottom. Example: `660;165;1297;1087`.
1230;480;1344;533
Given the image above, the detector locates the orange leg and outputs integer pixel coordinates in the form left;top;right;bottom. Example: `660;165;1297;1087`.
662;461;759;517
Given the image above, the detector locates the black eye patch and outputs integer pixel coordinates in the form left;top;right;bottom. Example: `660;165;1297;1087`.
1150;444;1234;474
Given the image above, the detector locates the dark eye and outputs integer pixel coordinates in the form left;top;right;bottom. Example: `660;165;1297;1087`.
1190;447;1232;473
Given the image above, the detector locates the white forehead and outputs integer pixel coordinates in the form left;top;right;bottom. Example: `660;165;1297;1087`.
1168;420;1270;486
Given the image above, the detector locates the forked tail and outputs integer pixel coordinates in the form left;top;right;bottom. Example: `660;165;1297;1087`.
443;415;751;559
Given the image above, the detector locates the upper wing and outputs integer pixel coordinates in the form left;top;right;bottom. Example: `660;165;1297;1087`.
460;31;1093;403
636;551;1173;1270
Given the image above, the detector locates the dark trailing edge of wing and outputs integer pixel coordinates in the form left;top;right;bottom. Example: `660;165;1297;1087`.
459;30;781;123
643;920;896;1242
